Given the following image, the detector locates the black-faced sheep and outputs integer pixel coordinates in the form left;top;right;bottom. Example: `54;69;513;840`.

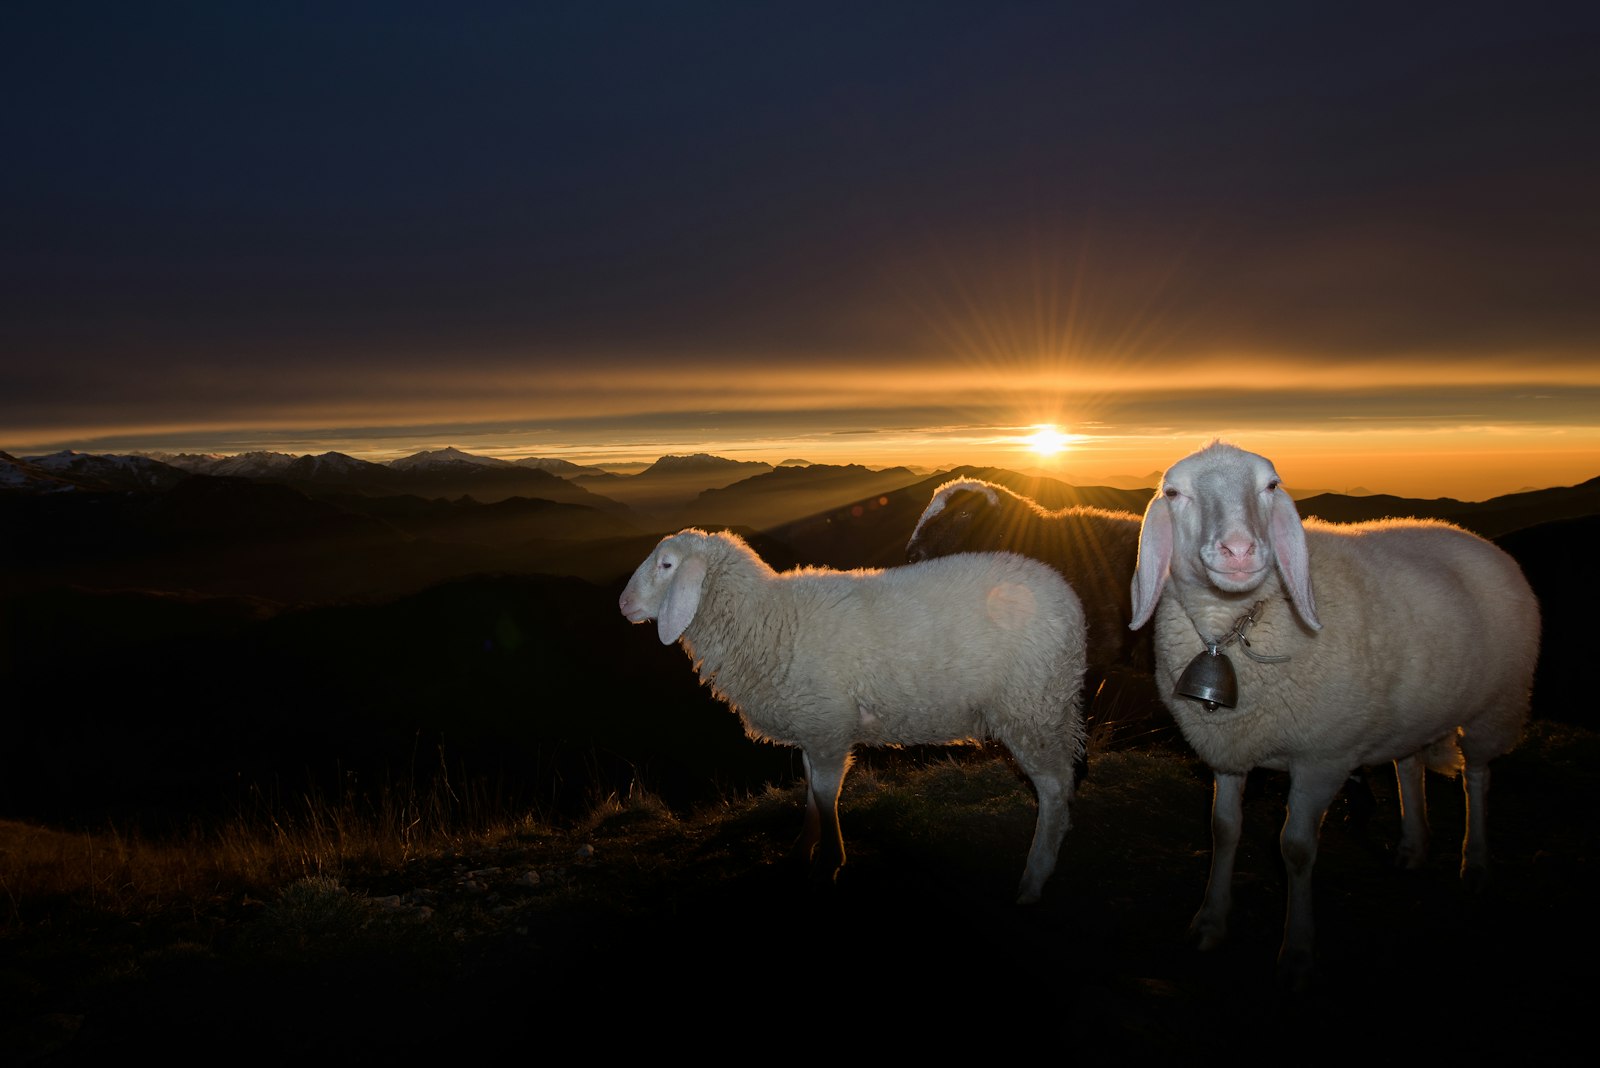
1129;441;1540;988
619;527;1088;904
906;478;1152;702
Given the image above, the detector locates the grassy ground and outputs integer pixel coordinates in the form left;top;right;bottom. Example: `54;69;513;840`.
4;720;1597;1061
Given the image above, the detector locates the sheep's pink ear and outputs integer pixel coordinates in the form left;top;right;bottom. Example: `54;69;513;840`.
657;555;707;644
1269;490;1321;630
1129;495;1172;630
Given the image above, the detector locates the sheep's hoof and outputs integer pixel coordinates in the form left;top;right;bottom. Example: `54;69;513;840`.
787;836;819;869
1461;861;1492;895
807;858;844;889
1015;869;1050;905
1393;840;1429;871
1188;916;1227;952
1275;948;1316;994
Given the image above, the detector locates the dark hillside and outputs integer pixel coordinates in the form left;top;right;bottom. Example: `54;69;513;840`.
0;575;795;830
328;493;645;545
1297;475;1600;538
678;463;925;532
1497;513;1598;724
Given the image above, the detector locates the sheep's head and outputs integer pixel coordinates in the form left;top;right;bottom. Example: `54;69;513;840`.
1129;442;1320;631
619;530;712;644
906;480;1003;562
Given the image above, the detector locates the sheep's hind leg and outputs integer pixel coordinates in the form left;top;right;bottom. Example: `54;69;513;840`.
798;749;851;885
793;754;821;865
1460;761;1492;890
1393;754;1430;870
1006;741;1076;905
1191;770;1245;951
1016;772;1070;905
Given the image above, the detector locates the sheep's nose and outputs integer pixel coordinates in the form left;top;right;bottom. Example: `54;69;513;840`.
1218;536;1256;560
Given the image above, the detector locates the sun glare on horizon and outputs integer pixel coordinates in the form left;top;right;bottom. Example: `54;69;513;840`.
1024;424;1074;457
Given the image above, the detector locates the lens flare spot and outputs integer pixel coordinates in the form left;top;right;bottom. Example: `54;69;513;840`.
986;582;1039;630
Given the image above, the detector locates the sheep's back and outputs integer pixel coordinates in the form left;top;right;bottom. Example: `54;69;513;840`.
1312;518;1540;706
777;552;1088;746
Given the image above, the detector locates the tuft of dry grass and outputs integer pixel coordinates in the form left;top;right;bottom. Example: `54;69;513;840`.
0;770;564;930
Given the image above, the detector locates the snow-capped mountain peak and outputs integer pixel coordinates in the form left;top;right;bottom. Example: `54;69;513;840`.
14;450;188;491
388;447;516;471
512;457;607;477
204;451;299;478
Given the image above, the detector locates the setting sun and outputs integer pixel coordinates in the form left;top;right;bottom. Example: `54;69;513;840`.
1024;425;1074;457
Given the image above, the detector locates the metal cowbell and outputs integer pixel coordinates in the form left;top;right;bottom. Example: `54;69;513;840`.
1176;648;1238;712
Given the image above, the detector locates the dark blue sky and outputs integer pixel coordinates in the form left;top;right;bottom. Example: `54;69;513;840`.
3;1;1597;493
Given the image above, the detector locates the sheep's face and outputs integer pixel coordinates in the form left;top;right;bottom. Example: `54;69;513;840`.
1161;445;1285;595
1131;442;1320;631
619;535;685;623
906;482;1000;562
619;532;711;644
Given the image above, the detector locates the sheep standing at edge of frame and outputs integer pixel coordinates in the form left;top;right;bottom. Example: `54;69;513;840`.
905;478;1153;704
1128;441;1540;989
619;527;1089;904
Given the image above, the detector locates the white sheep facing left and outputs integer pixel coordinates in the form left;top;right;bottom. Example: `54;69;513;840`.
1129;441;1540;988
619;527;1089;904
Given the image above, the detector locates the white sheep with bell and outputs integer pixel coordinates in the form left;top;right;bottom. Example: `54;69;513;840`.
1129;441;1540;988
619;527;1088;904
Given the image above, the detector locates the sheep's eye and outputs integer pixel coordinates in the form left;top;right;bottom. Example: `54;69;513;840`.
661;561;673;570
1164;488;1179;499
1266;480;1280;492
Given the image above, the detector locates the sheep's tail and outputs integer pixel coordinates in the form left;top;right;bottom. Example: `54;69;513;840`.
1422;729;1465;777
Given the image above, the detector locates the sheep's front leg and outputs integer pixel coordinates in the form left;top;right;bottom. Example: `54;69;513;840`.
1277;765;1348;991
799;749;851;885
1191;770;1246;951
1393;754;1430;870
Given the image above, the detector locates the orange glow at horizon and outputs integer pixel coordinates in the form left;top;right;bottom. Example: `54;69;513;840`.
8;348;1597;503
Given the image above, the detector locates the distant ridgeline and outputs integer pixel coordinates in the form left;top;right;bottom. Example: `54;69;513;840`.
0;447;1594;830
